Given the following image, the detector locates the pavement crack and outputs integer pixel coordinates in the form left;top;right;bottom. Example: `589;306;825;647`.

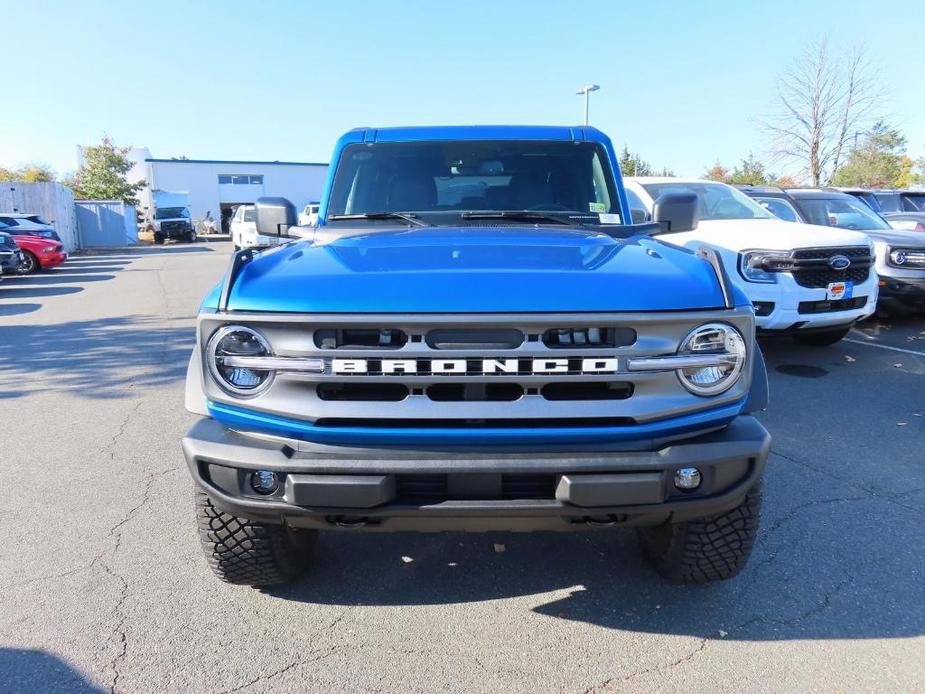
216;646;340;694
772;449;924;515
583;638;708;691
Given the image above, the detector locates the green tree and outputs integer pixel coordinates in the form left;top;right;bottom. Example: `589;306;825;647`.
0;163;55;182
618;146;651;176
618;146;674;177
703;162;731;182
64;136;144;204
831;121;908;188
728;154;771;185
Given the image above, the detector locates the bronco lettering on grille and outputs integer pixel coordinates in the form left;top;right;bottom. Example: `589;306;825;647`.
330;357;620;376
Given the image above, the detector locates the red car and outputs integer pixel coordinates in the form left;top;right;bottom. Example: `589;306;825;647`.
12;232;66;273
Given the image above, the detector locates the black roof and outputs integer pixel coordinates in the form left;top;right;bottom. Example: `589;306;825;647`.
784;188;855;200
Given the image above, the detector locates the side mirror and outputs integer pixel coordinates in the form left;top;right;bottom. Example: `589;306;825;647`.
255;197;297;238
652;193;700;233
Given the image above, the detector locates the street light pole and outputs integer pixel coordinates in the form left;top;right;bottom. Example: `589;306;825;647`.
576;84;600;125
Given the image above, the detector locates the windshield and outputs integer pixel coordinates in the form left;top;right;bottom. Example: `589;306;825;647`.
797;197;892;231
155;207;189;219
642;182;773;221
753;196;801;223
327;140;621;223
25;215;49;225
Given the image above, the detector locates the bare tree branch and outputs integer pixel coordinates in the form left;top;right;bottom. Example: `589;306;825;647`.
759;37;882;185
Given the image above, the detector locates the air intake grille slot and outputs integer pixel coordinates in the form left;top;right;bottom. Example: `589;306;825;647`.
541;382;633;401
394;474;556;502
427;383;523;402
426;328;524;350
542;327;635;349
317;383;409;401
314;329;407;350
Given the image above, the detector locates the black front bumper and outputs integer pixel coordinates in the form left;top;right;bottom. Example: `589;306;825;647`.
878;276;925;313
182;416;770;532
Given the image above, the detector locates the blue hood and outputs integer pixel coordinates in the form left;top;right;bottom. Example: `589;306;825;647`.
216;227;727;313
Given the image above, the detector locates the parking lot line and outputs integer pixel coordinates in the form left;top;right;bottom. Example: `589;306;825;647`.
843;338;925;358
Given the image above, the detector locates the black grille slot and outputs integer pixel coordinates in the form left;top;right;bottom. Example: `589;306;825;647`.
426;328;524;350
797;297;867;314
395;475;447;503
314;417;635;428
427;383;523;402
501;474;556;500
791;247;873;288
394;474;556;502
314;328;407;349
542;327;636;349
316;383;409;401
541;382;633;401
752;301;775;317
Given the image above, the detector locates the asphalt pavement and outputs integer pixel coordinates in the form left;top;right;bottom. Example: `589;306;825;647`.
0;242;923;693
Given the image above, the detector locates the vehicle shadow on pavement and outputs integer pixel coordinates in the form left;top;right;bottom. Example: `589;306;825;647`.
0;315;192;399
0;285;83;300
267;482;925;642
0;648;105;693
77;245;215;259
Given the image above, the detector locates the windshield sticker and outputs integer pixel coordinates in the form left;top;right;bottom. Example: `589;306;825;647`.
589;202;606;213
598;213;621;225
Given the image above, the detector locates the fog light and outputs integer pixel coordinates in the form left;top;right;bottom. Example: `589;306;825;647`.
674;467;702;491
251;470;279;495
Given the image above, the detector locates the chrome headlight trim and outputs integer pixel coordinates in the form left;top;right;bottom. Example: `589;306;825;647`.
675;322;747;397
206;325;276;397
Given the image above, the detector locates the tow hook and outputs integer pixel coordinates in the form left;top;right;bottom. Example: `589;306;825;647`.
330;516;370;528
583;515;623;528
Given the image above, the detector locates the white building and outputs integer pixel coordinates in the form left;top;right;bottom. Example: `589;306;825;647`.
121;148;329;232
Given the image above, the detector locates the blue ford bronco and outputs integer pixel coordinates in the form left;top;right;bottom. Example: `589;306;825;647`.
183;126;770;586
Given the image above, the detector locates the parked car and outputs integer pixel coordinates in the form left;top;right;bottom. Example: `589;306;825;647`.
623;178;877;345
298;202;320;226
10;231;66;273
0;213;61;242
183;125;772;587
838;188;925;232
785;189;925;315
0;230;25;279
739;186;925;315
230;204;282;250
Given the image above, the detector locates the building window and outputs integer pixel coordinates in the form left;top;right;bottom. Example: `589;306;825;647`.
218;174;264;185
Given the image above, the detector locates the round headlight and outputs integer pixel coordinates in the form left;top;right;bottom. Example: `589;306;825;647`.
677;323;747;396
890;249;907;265
207;326;274;396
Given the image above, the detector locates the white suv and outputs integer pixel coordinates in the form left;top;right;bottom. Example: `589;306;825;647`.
624;178;878;345
230;204;282;250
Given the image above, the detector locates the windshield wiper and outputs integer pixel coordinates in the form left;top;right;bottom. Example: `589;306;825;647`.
327;212;427;227
459;210;588;226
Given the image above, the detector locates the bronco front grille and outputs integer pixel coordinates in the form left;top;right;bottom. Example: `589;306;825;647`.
791;247;872;288
199;310;755;431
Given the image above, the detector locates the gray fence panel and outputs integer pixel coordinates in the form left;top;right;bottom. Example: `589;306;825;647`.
0;182;79;252
75;201;137;247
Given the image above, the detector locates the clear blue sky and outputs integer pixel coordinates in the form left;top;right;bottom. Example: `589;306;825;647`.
3;0;923;179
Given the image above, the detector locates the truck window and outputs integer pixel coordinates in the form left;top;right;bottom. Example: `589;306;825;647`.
243;207;256;222
753;196;800;222
642;182;772;221
901;193;925;212
327;140;621;223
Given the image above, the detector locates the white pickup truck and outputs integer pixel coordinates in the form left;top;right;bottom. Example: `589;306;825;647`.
624;178;877;345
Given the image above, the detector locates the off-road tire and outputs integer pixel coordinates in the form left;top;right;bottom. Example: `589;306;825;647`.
793;326;851;347
637;480;762;583
154;234;166;245
195;492;316;586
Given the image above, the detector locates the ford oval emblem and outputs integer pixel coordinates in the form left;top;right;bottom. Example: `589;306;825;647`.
828;254;851;270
